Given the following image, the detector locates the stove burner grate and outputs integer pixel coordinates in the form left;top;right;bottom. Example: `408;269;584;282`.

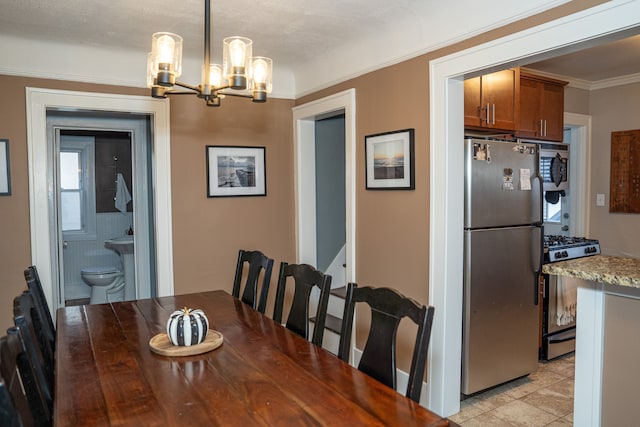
543;235;600;263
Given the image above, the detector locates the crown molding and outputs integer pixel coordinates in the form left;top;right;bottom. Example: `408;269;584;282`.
521;67;640;91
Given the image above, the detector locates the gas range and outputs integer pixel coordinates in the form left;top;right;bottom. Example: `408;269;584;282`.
543;235;601;263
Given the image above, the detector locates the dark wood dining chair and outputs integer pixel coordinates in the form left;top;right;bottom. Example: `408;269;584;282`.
13;292;54;411
232;249;274;314
1;327;51;426
273;262;332;346
24;266;55;352
337;283;435;403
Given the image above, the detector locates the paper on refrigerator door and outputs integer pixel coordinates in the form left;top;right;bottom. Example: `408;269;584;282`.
520;168;531;191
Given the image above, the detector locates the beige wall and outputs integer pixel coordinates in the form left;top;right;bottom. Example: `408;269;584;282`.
588;82;640;257
0;74;295;332
168;94;296;312
565;86;591;115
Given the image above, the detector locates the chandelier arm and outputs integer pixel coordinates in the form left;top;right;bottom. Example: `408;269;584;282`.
217;91;253;99
174;81;202;92
163;91;200;95
211;84;231;91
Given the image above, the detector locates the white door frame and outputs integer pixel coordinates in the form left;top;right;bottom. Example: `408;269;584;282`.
428;0;640;417
292;89;356;282
564;112;592;238
26;88;175;313
48;113;155;303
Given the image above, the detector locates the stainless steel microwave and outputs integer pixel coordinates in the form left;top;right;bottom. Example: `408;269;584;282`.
539;143;569;191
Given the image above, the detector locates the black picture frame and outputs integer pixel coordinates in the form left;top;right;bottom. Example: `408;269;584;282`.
0;139;11;196
365;129;415;190
206;145;266;197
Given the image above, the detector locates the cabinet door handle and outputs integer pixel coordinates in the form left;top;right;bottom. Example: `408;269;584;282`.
486;103;490;124
543;119;547;137
539;119;544;136
492;104;495;125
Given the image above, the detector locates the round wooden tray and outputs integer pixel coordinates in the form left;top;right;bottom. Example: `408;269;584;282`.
149;329;223;356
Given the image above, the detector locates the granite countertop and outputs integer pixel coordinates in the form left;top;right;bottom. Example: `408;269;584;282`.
542;255;640;288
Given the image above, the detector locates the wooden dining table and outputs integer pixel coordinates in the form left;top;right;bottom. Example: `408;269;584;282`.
55;290;454;426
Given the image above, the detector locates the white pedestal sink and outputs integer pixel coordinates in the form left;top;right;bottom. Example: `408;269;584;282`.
105;235;135;301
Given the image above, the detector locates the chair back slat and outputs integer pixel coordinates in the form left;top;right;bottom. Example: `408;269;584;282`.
357;309;400;389
338;283;435;403
273;262;332;346
24;266;55;353
232;250;274;314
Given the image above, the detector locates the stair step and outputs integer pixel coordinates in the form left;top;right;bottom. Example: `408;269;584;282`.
310;313;343;335
330;286;347;299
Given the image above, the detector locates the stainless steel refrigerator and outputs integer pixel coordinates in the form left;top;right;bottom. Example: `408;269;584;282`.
462;138;542;395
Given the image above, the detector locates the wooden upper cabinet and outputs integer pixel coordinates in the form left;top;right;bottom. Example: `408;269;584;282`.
464;68;520;131
516;72;568;142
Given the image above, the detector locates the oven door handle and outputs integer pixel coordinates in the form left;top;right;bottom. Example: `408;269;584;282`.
549;333;576;344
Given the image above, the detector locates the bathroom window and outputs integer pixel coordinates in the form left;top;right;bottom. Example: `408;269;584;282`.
60;135;96;240
60;151;82;230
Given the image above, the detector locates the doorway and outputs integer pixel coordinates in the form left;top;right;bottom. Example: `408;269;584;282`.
428;1;639;417
292;89;356;281
47;112;156;305
293;89;356;354
26;88;175;316
314;113;347;287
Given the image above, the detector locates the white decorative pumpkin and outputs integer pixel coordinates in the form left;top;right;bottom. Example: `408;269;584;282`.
166;307;209;346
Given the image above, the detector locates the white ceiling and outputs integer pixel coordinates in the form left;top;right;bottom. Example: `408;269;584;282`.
0;0;417;70
523;34;640;88
0;0;638;96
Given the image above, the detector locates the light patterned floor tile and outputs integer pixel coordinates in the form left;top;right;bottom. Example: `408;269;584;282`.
503;370;566;399
490;400;558;426
449;399;487;424
544;419;572;427
453;356;575;427
521;382;573;417
460;411;516;426
539;356;575;378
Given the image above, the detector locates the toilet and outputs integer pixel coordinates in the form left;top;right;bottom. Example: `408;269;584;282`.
81;266;125;304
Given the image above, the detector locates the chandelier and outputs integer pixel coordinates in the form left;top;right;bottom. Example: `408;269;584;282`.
146;0;273;106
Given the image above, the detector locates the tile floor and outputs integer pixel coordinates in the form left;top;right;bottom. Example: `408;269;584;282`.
449;353;575;426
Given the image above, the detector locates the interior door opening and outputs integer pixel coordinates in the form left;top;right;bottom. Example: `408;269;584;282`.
315;113;346;287
47;111;156;308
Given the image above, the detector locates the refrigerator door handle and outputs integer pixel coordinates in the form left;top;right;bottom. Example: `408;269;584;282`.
531;174;543;224
532;226;542;306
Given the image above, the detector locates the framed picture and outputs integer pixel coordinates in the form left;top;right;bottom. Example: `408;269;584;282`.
365;129;415;190
0;139;10;196
206;145;266;197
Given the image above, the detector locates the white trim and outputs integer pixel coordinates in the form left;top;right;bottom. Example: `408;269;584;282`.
574;282;605;426
26;88;174;313
521;67;640;91
428;0;640;417
292;89;357;285
564;112;592;237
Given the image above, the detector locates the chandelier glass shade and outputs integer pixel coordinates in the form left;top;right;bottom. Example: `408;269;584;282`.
146;0;272;106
